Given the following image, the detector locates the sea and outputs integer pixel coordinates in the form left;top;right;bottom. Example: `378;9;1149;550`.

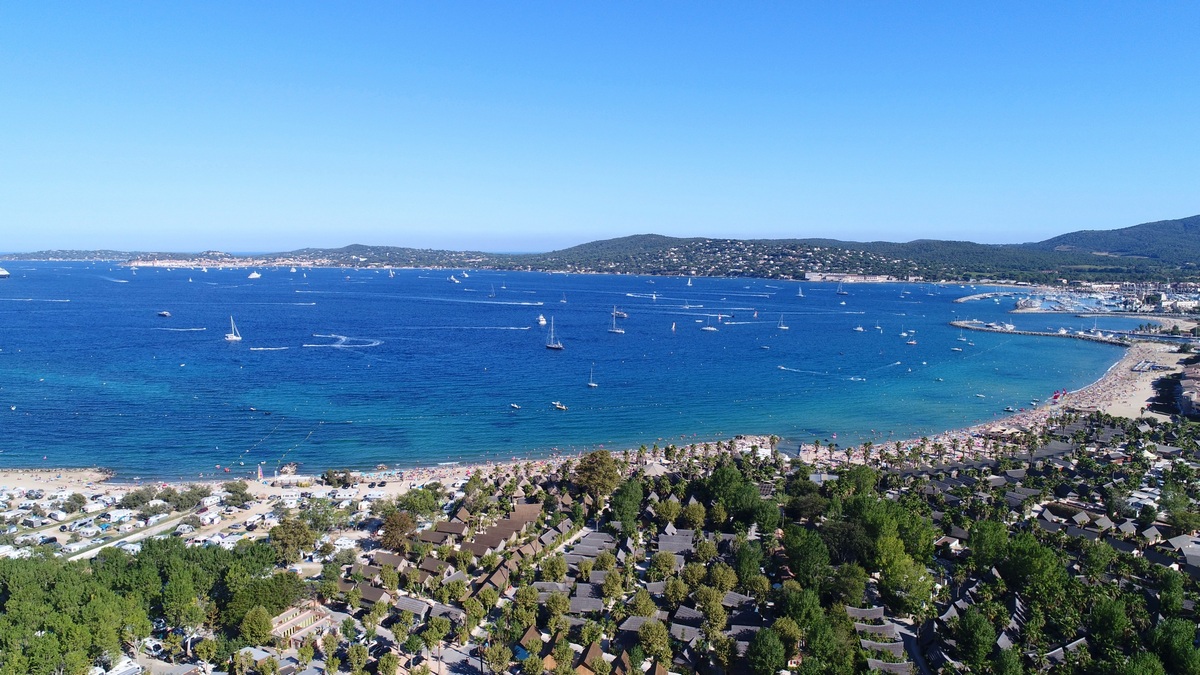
0;263;1128;481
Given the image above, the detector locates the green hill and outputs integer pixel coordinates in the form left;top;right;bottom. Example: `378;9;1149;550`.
1026;214;1200;268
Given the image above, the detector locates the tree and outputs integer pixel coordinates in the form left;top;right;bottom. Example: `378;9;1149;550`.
655;500;681;526
576;450;620;501
1120;652;1166;675
772;617;803;660
602;569;625;600
591;657;611;675
240;605;274;646
969;520;1008;569
1089;598;1130;659
595;550;616;571
542;554;568;582
708;562;738;593
485;643;514;675
381;511;416;551
648;551;677;581
424;616;452;656
195;639;218;671
734;541;764;586
957;607;997;671
378;653;401;675
610;478;645;534
747;628;786;675
693;539;718;563
681;502;707;530
993;648;1026;675
631;589;657;617
1160;568;1185;617
522;654;545;675
782;525;830;588
269;517;316;564
64;492;88;513
664;577;688;609
828;562;867;607
322;631;341;660
347;644;369;674
638;619;672;663
298;641;315;669
1154;618;1200;674
546;591;570;620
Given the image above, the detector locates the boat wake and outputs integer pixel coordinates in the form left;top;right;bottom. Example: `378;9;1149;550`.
303;334;383;349
0;298;71;303
100;277;129;283
249;347;289;351
778;365;830;376
153;327;207;332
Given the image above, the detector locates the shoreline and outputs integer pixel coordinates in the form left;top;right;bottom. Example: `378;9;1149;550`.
2;340;1183;493
795;340;1189;468
1;337;1179;493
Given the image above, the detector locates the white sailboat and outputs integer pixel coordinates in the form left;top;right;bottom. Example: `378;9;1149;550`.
225;316;242;342
687;277;693;287
588;365;598;388
546;317;564;350
836;282;849;296
777;314;789;330
797;285;805;298
608;314;625;334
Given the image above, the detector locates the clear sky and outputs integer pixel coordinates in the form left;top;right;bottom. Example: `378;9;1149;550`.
2;3;1198;253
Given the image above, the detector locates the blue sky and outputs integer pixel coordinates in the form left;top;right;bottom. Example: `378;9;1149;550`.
2;3;1197;252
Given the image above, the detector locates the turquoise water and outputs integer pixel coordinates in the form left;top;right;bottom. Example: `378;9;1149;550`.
0;264;1123;480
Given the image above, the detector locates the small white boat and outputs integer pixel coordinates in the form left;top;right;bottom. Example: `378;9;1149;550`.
552;401;568;411
906;339;917;345
777;314;789;330
0;267;9;279
611;306;628;318
225;316;242;342
853;326;864;332
951;347;963;352
510;403;521;410
836;282;849;296
701;325;718;332
247;271;261;279
461;271;469;278
975;393;986;398
157;311;171;318
588;366;598;388
448;275;460;284
839;300;846;306
290;267;298;273
687;277;693;287
537;314;547;326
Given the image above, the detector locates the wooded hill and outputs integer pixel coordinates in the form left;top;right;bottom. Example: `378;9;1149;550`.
6;214;1199;283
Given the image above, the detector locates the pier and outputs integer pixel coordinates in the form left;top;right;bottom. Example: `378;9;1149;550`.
950;320;1129;346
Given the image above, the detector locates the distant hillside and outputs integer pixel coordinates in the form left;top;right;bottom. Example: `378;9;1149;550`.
3;213;1198;282
1026;214;1200;268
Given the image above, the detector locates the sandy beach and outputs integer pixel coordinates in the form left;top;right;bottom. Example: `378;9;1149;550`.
797;340;1191;468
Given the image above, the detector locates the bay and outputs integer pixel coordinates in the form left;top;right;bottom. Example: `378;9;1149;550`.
0;263;1124;480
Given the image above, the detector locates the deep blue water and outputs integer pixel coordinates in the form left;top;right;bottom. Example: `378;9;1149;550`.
0;263;1124;480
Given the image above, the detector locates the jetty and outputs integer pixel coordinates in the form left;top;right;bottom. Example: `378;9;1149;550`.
950;320;1128;346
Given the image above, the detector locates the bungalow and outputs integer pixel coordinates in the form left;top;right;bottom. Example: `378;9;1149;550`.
393;595;431;621
270;600;333;650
